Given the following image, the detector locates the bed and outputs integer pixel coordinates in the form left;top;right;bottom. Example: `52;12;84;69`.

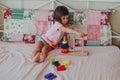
0;0;120;80
0;41;120;80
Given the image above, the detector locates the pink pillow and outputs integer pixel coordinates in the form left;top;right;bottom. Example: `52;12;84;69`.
68;10;112;46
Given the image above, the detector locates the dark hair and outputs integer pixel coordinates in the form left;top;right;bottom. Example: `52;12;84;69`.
53;6;69;24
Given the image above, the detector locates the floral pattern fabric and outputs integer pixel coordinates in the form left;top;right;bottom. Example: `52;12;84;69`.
68;10;112;46
3;9;112;45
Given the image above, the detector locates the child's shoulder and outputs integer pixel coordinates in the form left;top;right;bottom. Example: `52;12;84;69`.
53;21;63;28
54;21;62;25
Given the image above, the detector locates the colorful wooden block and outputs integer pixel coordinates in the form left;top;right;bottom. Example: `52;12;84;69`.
52;61;60;66
61;48;69;53
60;60;70;66
44;73;57;80
62;40;67;44
50;57;55;63
56;65;66;71
61;44;69;49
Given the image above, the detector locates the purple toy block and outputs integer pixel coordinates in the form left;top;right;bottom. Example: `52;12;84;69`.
44;73;54;78
44;73;57;80
49;75;57;80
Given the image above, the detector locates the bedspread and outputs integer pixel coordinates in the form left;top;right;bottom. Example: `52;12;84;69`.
0;41;120;80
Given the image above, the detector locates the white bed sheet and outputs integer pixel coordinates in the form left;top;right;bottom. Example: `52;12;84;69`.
0;41;120;80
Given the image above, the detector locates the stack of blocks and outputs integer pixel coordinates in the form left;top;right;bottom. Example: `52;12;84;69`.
61;36;69;53
50;58;70;71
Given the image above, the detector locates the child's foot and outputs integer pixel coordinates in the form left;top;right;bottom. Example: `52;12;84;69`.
39;52;47;63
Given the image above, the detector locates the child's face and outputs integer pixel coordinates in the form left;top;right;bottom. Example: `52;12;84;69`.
61;15;69;25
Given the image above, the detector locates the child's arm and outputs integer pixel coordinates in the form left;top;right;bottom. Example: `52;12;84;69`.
59;26;85;37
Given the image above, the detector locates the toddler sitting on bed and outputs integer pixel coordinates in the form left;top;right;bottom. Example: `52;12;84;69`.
32;6;86;63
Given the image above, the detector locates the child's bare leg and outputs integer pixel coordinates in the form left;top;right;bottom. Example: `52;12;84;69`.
32;41;43;62
32;41;43;57
39;45;53;62
32;52;40;62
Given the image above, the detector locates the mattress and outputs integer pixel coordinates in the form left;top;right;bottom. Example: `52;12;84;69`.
0;41;120;80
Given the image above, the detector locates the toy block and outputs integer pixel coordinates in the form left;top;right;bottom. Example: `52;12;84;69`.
62;40;67;44
49;75;57;80
44;73;54;78
61;44;69;49
50;57;55;63
44;73;57;80
52;61;60;66
61;48;69;53
56;65;66;71
60;60;70;66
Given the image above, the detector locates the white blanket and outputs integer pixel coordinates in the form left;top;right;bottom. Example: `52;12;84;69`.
0;41;120;80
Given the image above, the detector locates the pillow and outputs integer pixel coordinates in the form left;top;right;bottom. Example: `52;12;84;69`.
36;21;48;35
67;9;112;46
1;33;23;42
3;9;42;43
87;10;112;46
4;18;24;42
3;9;53;43
35;10;51;35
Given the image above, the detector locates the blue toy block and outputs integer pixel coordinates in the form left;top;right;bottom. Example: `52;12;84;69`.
44;73;57;80
49;75;57;80
52;61;60;66
44;73;54;78
61;44;69;49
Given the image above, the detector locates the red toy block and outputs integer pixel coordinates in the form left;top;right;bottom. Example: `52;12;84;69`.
61;48;69;53
56;65;66;71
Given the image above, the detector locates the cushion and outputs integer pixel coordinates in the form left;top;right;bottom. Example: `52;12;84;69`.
1;33;23;42
67;9;112;46
3;9;50;43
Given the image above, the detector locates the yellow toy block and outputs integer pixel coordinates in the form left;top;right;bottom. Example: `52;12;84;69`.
50;57;55;63
62;41;67;44
62;36;68;44
60;60;70;66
